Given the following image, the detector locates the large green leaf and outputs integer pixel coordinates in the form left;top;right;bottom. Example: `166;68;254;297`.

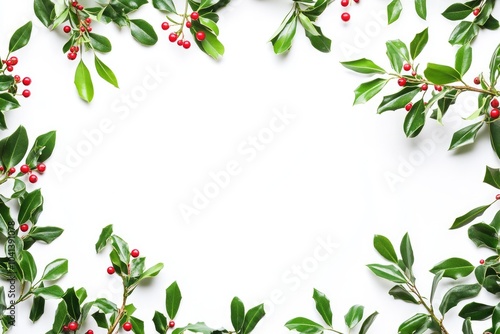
196;29;225;59
63;288;81;323
398;313;430;334
9;21;33;53
449;122;484;150
451;203;493;229
19;250;37;283
270;14;297;55
41;258;68;281
152;0;176;12
95;224;113;253
484;166;500;189
459;302;494;320
89;33;112;53
468;223;498;249
489;119;500;159
415;0;426;20
359;311;378;334
409;28;428;60
74;60;94;102
341;58;386;74
449;21;479;45
353;78;388;105
305;24;331;53
34;0;55;27
231;297;245;332
377;86;420;113
489;44;500;86
284;317;324;334
373;234;398;263
241;304;265;334
344;305;364;328
403;99;426;138
400;233;414;271
439;283;481;315
95;55;119;88
424;63;463;84
153;311;167;333
129;19;158;46
0;93;20;114
442;3;473;20
455;44;472;76
387;0;403;24
313;289;332;326
2;125;28;170
386;39;410;72
166;281;182;319
29;295;45;322
18;189;43;224
430;257;474;279
388;285;419;304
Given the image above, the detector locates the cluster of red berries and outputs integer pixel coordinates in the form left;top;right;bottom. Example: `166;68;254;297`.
0;162;46;183
490;98;500;119
161;12;206;49
2;56;31;98
66;45;80;61
2;56;19;73
340;0;360;22
71;0;85;11
62;322;94;333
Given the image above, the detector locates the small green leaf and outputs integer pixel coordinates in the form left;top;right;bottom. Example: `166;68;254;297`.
449;122;484;150
298;13;319;36
166;281;182;319
353;78;388;105
377;86;420;113
424;63;463;84
152;0;176;12
403;99;426;138
442;3;473;20
29;295;45;322
18;189;43;224
451;203;493;229
387;0;403;24
41;258;68;281
95;55;119;88
489;44;500;86
459;302;494;320
373;235;398;263
340;58;386;75
305;24;331;53
430;257;474;279
462;318;472;334
199;17;219;35
74;60;94;102
130;316;145;334
9;21;33;53
0;93;20;114
63;288;81;321
415;0;426;20
468;223;498;249
194;28;225;59
0;76;14;91
313;289;332;327
430;270;444;304
231;297;245;332
27;130;56;164
241;304;265;334
129;19;158;46
19;250;37;283
95;224;113;253
484;166;500;189
88;33;112;53
284;317;324;334
139;262;163;280
93;298;118;314
439;283;481;315
398;313;429;334
409;28;428;60
366;264;407;283
2;125;28;170
51;301;68;333
33;285;65;299
344;305;364;328
270;14;298;54
388;285;419;304
153;311;167;334
386;40;410;72
400;233;414;271
359;311;378;334
455;44;472;76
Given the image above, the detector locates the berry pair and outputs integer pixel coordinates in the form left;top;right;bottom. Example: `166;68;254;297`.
106;249;140;274
340;0;359;22
490;98;500;119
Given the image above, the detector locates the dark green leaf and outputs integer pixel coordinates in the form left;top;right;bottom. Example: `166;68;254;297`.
459;302;494;320
373;234;398;263
28;226;64;245
33;285;65;299
153;311;167;334
359;311;378;334
430;270;444;304
430;257;474;279
153;0;176;12
400;233;414;271
241;304;265;334
95;224;113;253
449;122;484;150
387;0;403;24
0;93;20;114
344;304;364;328
284;317;324;334
404;99;426;138
231;297;245;332
29;295;45;322
18;189;43;224
483;14;500;30
28;130;56;164
166;281;182;319
89;33;112;53
93;298;118;314
63;288;81;321
388;285;419;304
439;283;481;315
130;316;145;334
92;311;108;328
377;86;420;113
130;19;158;46
312;289;332;327
489;44;500;86
468;223;498;249
398;313;429;334
34;0;55;27
51;301;68;333
451;203;493;229
340;58;386;74
386;40;410;72
442;3;473;20
353;78;388;105
0;76;14;91
484;166;500;189
95;55;119;88
366;264;407;283
2;125;28;170
424;63;463;84
9;21;33;53
19;250;37;283
490;118;500;158
409;28;428;60
74;60;94;102
455;44;472;76
462;318;472;334
305;25;331;53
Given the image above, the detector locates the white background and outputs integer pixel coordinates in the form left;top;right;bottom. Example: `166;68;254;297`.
2;0;500;333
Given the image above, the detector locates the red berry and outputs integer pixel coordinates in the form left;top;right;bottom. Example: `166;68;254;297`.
169;33;178;42
6;66;13;72
71;1;78;7
491;108;500;119
86;330;94;334
496;194;500;200
8;167;15;175
353;0;359;2
20;224;29;232
473;8;480;16
195;31;206;41
491;98;499;108
80;26;86;32
186;21;192;28
14;75;21;82
85;17;92;24
74;46;80;52
20;164;30;174
190;11;200;20
474;77;480;85
0;166;3;172
340;0;349;6
22;90;30;98
183;40;191;49
123;322;132;331
63;325;70;332
177;39;183;46
421;83;428;91
22;77;31;86
131;249;140;258
397;78;407;87
107;266;115;275
37;163;46;173
68;321;78;331
9;56;18;65
161;22;170;30
405;103;412;111
29;174;38;183
63;25;71;33
341;12;350;22
6;60;12;66
411;70;417;76
434;85;443;91
87;27;92;32
67;52;77;60
480;259;485;264
77;4;84;10
403;63;411;71
169;320;175;328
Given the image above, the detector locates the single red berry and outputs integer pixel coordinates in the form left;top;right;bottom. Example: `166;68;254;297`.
123;322;132;331
421;83;428;91
196;31;206;41
183;40;191;49
474;77;481;85
71;1;78;7
397;78;407;87
411;70;417;76
177;39;183;46
86;330;94;334
80;26;86;32
22;77;31;86
20;224;29;232
434;85;443;91
8;167;15;175
0;166;3;172
9;56;18;65
480;259;485;264
20;164;30;174
405;103;412;111
403;63;411;71
63;25;71;33
74;46;80;52
131;249;140;258
85;17;92;24
353;0;359;2
6;66;13;72
341;12;350;22
169;321;175;328
6;60;12;66
491;98;499;108
29;174;38;183
67;52;77;60
190;11;200;20
473;8;480;16
87;27;92;32
68;321;78;331
161;22;170;30
186;21;192;28
22;90;30;98
496;194;500;200
107;266;115;275
37;163;46;173
77;4;84;10
340;0;349;6
14;75;21;83
169;33;178;42
491;108;500;119
63;325;70;332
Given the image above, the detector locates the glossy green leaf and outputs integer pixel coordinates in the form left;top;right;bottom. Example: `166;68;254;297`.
489;44;500;86
29;130;56;165
139;262;164;280
439;283;481;315
483;14;500;30
18;189;43;224
398;313;429;334
490;119;500;159
166;281;182;319
442;3;473;20
171;322;225;334
430;270;444;304
377;86;420;113
424;63;463;84
34;0;55;27
366;264;407;283
430;257;474;279
409;28;428;60
130;316;145;334
241;304;265;334
490;210;500;232
388;285;419;304
51;301;68;333
0;76;14;91
386;40;410;72
305;24;331;53
344;304;364;328
95;224;113;253
449;121;483;150
341;58;386;74
2;125;28;170
74;60;94;102
462;318;472;334
359;311;378;334
459;302;494;320
451;203;493;229
270;14;297;54
152;0;176;12
92;311;108;328
95;55;119;88
199;17;219;36
93;298;118;314
468;222;498;249
130;19;158;46
29;295;45;322
455;44;472;76
404;99;426;138
400;233;414;271
298;13;319;36
63;288;81;320
89;33;112;53
33;285;65;299
353;78;388;105
373;235;398;263
0;93;20;114
474;0;493;25
19;250;37;283
9;21;32;53
41;258;68;281
415;0;426;20
284;317;324;334
484;166;500;189
110;235;130;265
27;226;64;246
449;21;479;45
387;0;402;24
312;289;332;326
196;29;225;59
153;311;167;333
231;297;245;332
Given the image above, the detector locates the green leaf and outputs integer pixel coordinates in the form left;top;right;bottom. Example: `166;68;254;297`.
34;0;55;27
415;0;426;20
387;0;403;24
195;29;225;60
439;283;481;315
353;78;388;105
28;130;56;164
284;317;324;334
0;93;20;114
449;21;479;45
41;258;68;281
430;270;444;304
63;288;81;321
270;14;298;55
111;235;130;265
400;233;414;271
51;301;68;333
199;17;219;35
468;223;498;249
462;318;472;334
386;40;410;72
398;313;429;334
27;226;64;245
474;0;493;25
139;262;164;280
172;322;225;334
29;295;45;322
366;264;407;283
442;3;473;20
489;44;500;86
388;285;419;304
430;257;474;279
305;24;331;53
88;33;112;53
449;122;484;150
231;297;245;332
2;125;28;170
377;86;420;113
130;19;158;46
92;311;109;328
373;235;398;263
359;311;378;334
95;55;119;88
166;281;182;319
18;189;43;224
451;203;493;229
490;210;500;232
241;304;265;334
33;285;65;299
130;316;145;334
484;166;500;189
459;302;494;320
489;118;500;159
0;76;14;91
409;28;428;60
298;13;319;36
95;224;113;253
9;21;33;53
312;289;332;327
455;44;472;76
152;0;176;12
344;305;364;328
404;99;426;138
153;311;167;334
19;250;37;283
424;63;463;84
74;60;94;102
93;298;118;314
341;58;386;74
